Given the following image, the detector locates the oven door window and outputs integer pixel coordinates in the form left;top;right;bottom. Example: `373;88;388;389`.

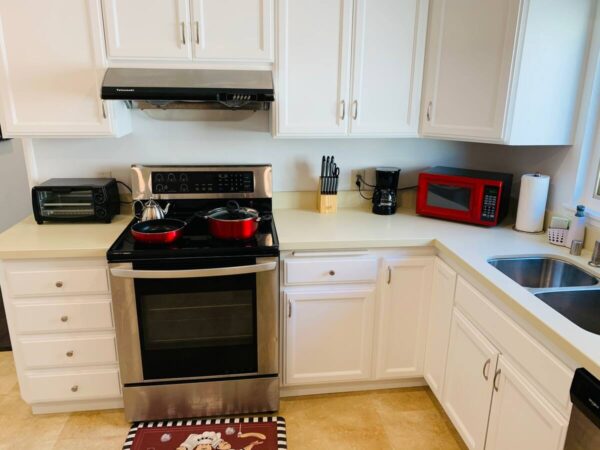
426;183;472;212
134;261;258;380
37;189;94;218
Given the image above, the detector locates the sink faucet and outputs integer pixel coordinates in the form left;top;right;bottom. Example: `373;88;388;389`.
589;241;600;267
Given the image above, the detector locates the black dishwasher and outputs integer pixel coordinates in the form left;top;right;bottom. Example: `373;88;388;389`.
565;368;600;449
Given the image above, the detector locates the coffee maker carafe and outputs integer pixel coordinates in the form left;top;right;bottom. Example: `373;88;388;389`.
372;167;400;215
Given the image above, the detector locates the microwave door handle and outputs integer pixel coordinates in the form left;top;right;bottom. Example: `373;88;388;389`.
110;261;277;279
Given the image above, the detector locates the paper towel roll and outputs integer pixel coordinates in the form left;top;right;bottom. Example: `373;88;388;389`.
515;173;550;232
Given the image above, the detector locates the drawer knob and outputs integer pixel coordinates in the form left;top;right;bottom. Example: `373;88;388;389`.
71;385;79;393
329;270;335;276
55;281;63;288
60;315;69;322
66;351;74;358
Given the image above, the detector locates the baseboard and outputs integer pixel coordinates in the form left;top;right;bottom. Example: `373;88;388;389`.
31;398;124;415
280;377;427;397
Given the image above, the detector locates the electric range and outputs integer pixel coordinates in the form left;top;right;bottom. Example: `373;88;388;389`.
107;165;279;422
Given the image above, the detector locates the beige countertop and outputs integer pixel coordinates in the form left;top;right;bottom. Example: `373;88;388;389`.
1;206;598;378
0;215;132;259
274;206;600;378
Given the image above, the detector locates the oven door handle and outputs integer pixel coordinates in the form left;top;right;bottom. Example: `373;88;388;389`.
110;262;277;279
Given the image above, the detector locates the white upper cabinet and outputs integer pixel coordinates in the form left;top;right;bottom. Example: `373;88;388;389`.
349;0;428;136
375;256;433;379
421;0;594;145
275;0;353;136
102;0;273;63
485;356;568;450
0;0;130;138
102;0;192;60
190;0;273;61
274;0;427;137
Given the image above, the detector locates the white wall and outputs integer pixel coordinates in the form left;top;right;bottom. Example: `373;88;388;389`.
31;110;572;200
0;139;30;232
32;110;469;191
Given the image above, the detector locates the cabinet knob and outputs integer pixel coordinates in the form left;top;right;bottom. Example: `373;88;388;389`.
60;315;69;322
55;281;63;288
71;385;79;393
66;350;74;358
328;270;335;276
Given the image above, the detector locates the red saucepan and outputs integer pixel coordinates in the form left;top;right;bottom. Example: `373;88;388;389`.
204;200;262;240
131;218;189;244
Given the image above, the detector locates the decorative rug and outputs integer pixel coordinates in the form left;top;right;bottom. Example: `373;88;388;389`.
122;416;287;450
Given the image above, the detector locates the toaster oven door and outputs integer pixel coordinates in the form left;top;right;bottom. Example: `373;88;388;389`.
35;189;95;220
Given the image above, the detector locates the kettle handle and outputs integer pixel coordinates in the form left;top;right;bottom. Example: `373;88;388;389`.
133;200;144;220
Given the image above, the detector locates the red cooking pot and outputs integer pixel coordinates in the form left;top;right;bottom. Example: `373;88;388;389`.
130;218;188;244
204;201;262;240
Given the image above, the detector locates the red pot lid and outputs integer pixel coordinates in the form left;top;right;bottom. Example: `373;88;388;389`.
206;201;258;221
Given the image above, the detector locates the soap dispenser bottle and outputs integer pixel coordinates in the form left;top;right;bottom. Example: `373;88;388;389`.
566;205;586;248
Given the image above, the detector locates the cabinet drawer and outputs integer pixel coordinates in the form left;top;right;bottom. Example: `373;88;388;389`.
20;335;117;369
25;369;121;402
284;257;378;285
13;301;113;334
455;277;573;415
7;267;109;298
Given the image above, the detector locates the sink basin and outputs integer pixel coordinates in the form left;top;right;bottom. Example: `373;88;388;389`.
488;257;599;289
535;290;600;335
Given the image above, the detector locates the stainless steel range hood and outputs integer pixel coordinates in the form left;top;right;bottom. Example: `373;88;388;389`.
101;68;274;111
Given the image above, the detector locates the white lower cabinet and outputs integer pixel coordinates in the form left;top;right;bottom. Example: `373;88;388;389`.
442;308;499;450
284;287;375;385
0;257;122;413
375;256;433;379
423;258;456;399
485;356;568;450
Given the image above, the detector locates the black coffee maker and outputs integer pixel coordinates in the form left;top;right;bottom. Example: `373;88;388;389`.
372;167;400;215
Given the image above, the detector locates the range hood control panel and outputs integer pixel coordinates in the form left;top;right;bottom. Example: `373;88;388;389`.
152;171;254;194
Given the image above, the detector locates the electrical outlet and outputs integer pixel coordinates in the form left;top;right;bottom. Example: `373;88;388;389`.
351;169;367;190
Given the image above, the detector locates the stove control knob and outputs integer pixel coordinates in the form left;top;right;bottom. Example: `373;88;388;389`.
180;174;188;183
155;184;164;193
155;174;164;183
180;184;189;193
167;173;176;182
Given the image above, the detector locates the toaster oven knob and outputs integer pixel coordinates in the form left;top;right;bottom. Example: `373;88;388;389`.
94;193;106;204
95;208;107;219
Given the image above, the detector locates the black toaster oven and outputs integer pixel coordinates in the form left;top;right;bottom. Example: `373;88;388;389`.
32;178;120;224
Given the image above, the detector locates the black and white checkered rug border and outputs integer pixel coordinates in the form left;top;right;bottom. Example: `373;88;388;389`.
123;416;287;450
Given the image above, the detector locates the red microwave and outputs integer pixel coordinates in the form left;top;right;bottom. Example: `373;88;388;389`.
416;167;513;227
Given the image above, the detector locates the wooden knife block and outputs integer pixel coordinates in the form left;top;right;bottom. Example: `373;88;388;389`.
317;192;338;214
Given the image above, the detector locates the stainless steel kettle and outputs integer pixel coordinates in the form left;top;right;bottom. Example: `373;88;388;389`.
134;198;170;222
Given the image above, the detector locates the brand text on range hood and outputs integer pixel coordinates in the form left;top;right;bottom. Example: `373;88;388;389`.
101;68;274;111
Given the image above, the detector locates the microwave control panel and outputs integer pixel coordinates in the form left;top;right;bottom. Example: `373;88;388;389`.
152;171;254;194
481;186;499;222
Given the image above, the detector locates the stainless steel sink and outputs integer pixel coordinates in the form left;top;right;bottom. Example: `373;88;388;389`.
535;290;600;335
488;256;599;289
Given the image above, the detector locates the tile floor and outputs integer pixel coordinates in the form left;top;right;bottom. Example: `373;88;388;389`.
0;352;465;449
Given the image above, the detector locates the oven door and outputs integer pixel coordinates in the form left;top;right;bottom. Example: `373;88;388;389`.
109;256;278;385
417;175;483;223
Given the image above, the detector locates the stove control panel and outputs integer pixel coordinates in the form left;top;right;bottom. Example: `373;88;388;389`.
152;171;254;194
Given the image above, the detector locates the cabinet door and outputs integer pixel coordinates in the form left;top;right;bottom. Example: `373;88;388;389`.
191;0;273;61
0;0;118;137
423;258;456;400
275;0;353;136
375;257;433;379
284;287;375;385
485;356;568;450
102;0;191;60
349;0;427;136
420;0;521;142
442;308;499;450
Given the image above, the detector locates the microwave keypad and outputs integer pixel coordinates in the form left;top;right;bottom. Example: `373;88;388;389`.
481;186;499;222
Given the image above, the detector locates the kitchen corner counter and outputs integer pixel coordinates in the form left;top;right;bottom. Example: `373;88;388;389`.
274;206;600;379
0;215;132;259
